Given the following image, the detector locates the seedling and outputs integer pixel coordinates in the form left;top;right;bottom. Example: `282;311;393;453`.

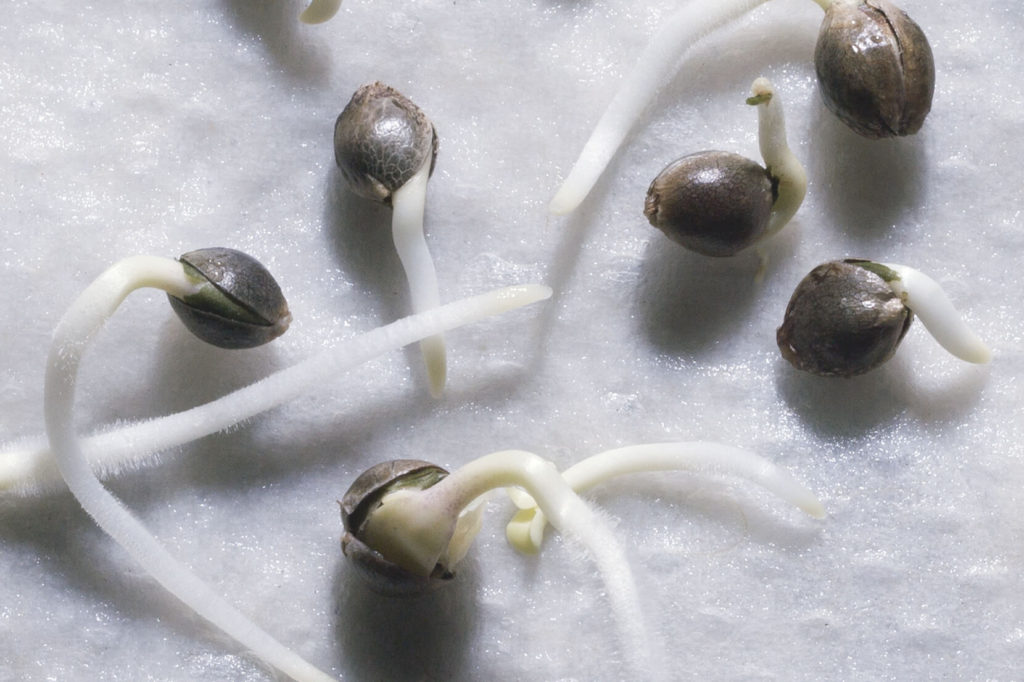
644;77;806;260
777;260;991;376
36;249;547;681
504;442;825;555
334;82;447;397
1;284;551;496
550;0;934;215
43;248;338;681
341;451;653;675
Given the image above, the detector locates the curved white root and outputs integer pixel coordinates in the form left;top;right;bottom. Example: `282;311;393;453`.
749;77;807;243
548;0;773;215
391;158;447;397
505;441;825;555
883;263;991;364
363;450;653;677
1;284;551;497
44;256;336;682
299;0;342;24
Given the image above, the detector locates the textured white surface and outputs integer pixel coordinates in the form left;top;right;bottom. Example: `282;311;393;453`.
1;0;1022;680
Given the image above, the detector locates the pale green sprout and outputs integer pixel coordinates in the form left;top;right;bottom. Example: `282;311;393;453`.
750;76;807;278
391;159;447;396
505;442;826;555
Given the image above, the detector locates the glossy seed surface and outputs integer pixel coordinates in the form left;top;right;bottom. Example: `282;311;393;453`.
777;259;914;377
644;151;774;257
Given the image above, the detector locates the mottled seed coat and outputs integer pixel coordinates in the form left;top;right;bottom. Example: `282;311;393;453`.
334;82;439;204
168;247;291;349
777;260;914;377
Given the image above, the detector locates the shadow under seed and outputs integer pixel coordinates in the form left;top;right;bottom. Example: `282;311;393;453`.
808;104;929;242
635;240;761;355
331;553;480;680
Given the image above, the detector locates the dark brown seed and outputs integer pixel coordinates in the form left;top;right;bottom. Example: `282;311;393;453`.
340;459;453;596
167;247;290;349
814;0;935;138
333;82;439;205
644;151;774;257
776;259;914;377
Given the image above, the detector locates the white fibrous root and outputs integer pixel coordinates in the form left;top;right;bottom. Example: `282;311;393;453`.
390;157;447;397
882;263;991;364
43;255;336;682
1;284;551;497
505;442;825;555
549;0;775;215
749;77;807;244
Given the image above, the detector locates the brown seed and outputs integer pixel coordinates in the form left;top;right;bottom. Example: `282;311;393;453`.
333;82;439;204
814;0;935;138
340;459;453;596
776;260;914;377
167;247;291;350
644;151;774;257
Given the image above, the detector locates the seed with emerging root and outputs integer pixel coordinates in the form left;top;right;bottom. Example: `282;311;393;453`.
777;260;913;377
333;82;447;396
643;78;806;262
340;459;455;596
777;259;990;376
334;82;438;206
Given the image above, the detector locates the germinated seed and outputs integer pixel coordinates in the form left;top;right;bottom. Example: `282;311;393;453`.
776;259;913;376
333;82;439;204
340;459;453;596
